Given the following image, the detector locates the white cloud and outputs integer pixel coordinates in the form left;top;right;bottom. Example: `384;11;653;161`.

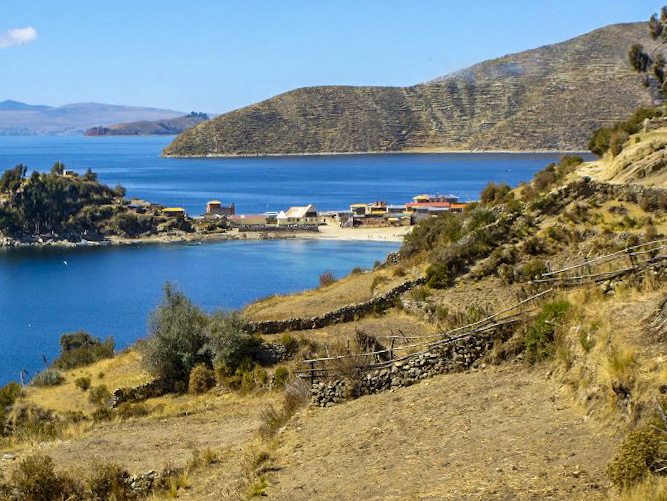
0;26;37;49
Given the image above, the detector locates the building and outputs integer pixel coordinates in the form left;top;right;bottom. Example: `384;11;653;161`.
277;205;319;225
162;207;186;218
228;214;267;225
206;200;235;216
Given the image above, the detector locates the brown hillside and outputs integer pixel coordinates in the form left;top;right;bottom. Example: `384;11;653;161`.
164;22;655;157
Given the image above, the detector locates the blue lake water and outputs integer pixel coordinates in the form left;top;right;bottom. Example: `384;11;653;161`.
0;136;592;384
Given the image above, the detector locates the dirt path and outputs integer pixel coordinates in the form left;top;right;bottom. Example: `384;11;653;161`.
267;363;616;500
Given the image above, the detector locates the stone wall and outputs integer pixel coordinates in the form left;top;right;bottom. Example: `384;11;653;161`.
248;277;425;334
643;117;667;133
310;324;514;406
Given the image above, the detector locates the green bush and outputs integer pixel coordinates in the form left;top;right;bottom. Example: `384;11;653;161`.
274;367;289;389
140;283;209;385
88;384;111;406
607;426;661;487
30;369;64;387
74;376;91;391
204;310;259;374
518;259;547;281
11;453;82;501
53;330;114;370
188;364;215;394
524;301;571;363
480;182;511;206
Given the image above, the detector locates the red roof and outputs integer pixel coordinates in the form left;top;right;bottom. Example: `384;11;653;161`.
406;202;451;208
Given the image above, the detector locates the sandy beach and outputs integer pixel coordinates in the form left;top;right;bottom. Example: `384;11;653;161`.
295;224;411;242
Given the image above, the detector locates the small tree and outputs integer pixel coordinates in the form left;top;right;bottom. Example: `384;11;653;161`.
629;8;667;102
140;283;208;384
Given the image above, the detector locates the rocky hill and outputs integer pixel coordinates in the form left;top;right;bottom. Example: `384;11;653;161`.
164;22;656;157
0;101;183;135
84;112;209;137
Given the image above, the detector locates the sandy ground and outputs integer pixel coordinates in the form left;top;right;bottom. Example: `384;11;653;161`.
297;225;411;242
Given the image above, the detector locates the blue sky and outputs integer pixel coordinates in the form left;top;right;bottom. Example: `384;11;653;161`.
0;1;661;113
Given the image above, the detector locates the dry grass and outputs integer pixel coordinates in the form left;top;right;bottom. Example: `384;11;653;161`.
618;475;667;501
22;351;152;414
243;267;414;321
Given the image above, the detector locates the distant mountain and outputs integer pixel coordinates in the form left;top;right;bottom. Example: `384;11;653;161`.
0;100;51;112
84;112;209;136
164;22;657;156
0;102;183;135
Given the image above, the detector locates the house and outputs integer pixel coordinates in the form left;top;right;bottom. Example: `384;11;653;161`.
318;211;339;226
163;207;186;218
206;200;235;216
264;211;278;225
412;193;459;204
277;205;319;225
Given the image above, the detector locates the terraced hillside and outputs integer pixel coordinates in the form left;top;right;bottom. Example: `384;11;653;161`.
165;22;656;157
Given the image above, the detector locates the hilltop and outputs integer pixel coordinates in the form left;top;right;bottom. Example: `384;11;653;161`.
164;22;655;157
84;112;209;137
0;101;182;135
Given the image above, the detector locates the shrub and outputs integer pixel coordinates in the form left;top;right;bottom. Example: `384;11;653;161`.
11;453;82;501
521;236;547;256
370;274;388;292
188;364;215;394
524;301;571;363
30;369;64;387
410;285;432;301
116;402;150;420
518;259;547;281
92;407;113;423
0;382;22;408
281;333;299;355
74;376;91;391
87;460;132;500
88;384;112;406
140;283;209;384
480;182;511;206
204;310;259;374
53;330;115;370
607;427;662;488
350;267;364;275
274;367;289;389
319;270;336;287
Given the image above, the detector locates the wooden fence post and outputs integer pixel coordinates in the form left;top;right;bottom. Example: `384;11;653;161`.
310;361;315;385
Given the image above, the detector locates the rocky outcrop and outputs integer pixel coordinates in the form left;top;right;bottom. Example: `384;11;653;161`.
165;23;655;157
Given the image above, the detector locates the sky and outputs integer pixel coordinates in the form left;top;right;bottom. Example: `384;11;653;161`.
0;1;662;114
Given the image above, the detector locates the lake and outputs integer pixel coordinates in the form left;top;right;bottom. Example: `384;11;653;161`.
0;136;588;384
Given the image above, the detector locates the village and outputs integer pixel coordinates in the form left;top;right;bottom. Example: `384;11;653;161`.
154;192;469;231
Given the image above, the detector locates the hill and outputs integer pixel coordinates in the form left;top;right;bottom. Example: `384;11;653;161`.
84;112;209;136
164;22;656;157
0;102;183;135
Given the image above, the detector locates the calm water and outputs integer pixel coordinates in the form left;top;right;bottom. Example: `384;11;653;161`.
0;136;591;384
0;240;398;384
0;136;587;215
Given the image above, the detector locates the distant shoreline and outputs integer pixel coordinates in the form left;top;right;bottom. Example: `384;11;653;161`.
162;149;590;159
0;226;409;250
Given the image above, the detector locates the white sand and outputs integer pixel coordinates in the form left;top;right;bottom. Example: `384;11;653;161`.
296;225;412;242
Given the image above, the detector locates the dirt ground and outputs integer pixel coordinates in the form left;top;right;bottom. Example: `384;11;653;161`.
267;363;617;500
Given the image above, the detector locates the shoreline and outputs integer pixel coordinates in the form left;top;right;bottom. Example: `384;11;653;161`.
162;149;590;159
0;225;409;250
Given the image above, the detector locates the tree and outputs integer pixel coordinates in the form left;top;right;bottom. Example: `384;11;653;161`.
630;8;667;101
50;162;65;175
0;164;27;193
203;310;259;373
140;283;209;384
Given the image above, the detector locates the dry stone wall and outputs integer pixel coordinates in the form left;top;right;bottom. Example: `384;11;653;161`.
311;324;514;406
248;277;425;334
